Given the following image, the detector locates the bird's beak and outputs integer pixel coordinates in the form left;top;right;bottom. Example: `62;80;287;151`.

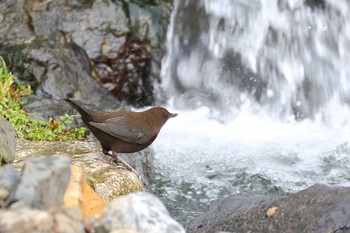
170;113;178;118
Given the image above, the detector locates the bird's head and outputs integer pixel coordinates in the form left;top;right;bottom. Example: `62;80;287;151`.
148;107;178;126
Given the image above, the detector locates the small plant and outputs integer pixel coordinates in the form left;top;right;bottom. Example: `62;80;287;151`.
0;56;87;141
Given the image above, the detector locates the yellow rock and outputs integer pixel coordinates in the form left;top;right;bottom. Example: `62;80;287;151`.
63;165;107;217
80;173;107;217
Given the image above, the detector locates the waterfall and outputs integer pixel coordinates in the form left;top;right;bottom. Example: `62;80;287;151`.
160;0;350;126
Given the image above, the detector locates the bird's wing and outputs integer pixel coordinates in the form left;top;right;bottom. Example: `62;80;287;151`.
89;116;151;144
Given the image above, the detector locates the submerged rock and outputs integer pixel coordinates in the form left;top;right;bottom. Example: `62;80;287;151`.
186;184;350;233
0;115;16;164
97;192;186;233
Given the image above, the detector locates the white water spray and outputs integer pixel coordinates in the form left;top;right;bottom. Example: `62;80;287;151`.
153;0;350;223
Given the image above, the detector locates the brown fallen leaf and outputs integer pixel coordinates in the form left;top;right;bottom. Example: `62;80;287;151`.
266;206;279;217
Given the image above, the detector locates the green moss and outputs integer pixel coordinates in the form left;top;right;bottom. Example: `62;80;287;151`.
0;56;87;141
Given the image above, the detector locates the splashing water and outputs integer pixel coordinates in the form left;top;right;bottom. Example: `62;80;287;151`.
151;0;350;224
152;106;350;223
159;0;350;125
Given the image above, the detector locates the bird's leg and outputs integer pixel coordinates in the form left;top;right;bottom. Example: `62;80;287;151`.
109;151;141;181
102;147;124;168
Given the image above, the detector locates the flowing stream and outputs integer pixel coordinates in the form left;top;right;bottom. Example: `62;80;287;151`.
150;0;350;224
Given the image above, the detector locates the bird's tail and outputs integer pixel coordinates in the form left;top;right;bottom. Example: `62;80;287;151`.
64;99;93;122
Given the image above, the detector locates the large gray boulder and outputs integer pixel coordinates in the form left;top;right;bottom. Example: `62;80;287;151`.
187;184;350;233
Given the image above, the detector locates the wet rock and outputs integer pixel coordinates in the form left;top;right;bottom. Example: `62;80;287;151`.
9;155;71;209
0;115;16;164
186;184;350;233
0;208;84;233
97;192;185;233
15;139;149;201
0;165;20;208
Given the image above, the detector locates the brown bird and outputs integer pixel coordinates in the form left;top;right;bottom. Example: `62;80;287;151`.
64;99;177;174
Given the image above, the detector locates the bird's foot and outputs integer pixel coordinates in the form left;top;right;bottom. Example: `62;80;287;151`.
109;152;141;181
109;157;128;170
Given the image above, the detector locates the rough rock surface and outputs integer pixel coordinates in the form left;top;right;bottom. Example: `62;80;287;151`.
0;0;171;108
0;39;118;113
0;208;84;233
0;115;16;164
186;184;350;233
14;139;151;200
10;155;71;209
0;0;128;59
97;192;186;233
0;156;184;233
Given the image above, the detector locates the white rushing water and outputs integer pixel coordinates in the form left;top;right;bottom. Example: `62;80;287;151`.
151;0;350;223
152;105;350;223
